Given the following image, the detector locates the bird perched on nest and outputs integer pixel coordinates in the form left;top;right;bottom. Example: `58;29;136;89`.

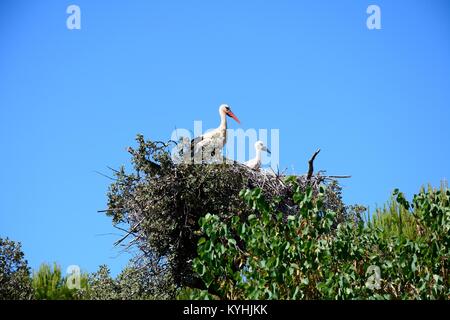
190;104;240;162
244;140;271;170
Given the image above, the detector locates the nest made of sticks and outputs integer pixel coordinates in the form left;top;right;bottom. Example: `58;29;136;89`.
103;135;351;287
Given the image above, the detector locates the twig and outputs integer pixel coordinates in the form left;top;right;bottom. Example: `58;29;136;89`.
325;175;352;179
107;166;120;173
97;207;124;213
94;170;117;181
113;218;145;246
307;148;321;181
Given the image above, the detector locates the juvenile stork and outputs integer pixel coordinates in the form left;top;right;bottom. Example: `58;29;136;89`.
244;140;271;170
191;104;240;162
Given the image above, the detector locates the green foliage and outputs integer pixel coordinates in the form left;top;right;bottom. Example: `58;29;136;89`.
78;263;174;300
31;262;169;300
81;265;117;300
0;237;33;300
114;266;156;300
370;196;422;241
182;182;450;300
105;136;347;296
1;244;172;301
106;136;252;291
32;263;87;300
4;134;448;300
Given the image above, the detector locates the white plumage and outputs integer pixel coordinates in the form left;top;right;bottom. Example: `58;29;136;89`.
244;140;271;170
191;104;240;161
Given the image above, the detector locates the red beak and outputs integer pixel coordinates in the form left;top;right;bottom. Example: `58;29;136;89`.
227;111;241;124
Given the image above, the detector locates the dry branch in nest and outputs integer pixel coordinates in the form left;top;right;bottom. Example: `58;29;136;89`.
103;135;351;288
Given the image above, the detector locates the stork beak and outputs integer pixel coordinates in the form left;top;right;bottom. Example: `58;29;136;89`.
262;146;271;154
227;110;241;124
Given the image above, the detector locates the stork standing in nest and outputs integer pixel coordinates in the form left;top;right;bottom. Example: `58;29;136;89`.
244;140;271;170
191;104;240;162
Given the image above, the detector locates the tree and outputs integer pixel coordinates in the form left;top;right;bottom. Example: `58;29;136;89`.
82;265;118;300
181;182;449;299
0;237;33;300
79;263;174;300
32;263;87;300
104;135;348;297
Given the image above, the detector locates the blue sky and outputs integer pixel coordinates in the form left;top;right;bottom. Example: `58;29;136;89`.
0;0;449;276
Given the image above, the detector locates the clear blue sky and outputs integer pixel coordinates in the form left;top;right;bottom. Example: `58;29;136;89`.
1;0;449;276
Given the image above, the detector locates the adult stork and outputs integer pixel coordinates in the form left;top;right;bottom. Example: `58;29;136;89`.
244;140;271;170
191;104;240;162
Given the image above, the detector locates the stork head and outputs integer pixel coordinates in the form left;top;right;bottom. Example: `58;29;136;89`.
219;104;240;124
255;140;271;154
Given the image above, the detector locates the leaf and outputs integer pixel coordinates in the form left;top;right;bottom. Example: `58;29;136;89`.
240;223;246;235
411;254;417;273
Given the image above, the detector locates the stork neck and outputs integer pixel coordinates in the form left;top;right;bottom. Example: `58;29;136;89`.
255;149;262;162
219;111;227;129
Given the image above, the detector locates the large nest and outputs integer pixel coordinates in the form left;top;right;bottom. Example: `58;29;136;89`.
104;135;352;289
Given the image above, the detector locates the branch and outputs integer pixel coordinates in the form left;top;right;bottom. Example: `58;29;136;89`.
113;218;145;247
97;207;124;213
94;170;117;181
325;175;352;179
307;148;321;181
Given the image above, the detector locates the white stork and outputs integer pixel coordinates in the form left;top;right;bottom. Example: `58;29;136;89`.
244;140;271;170
191;104;240;162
